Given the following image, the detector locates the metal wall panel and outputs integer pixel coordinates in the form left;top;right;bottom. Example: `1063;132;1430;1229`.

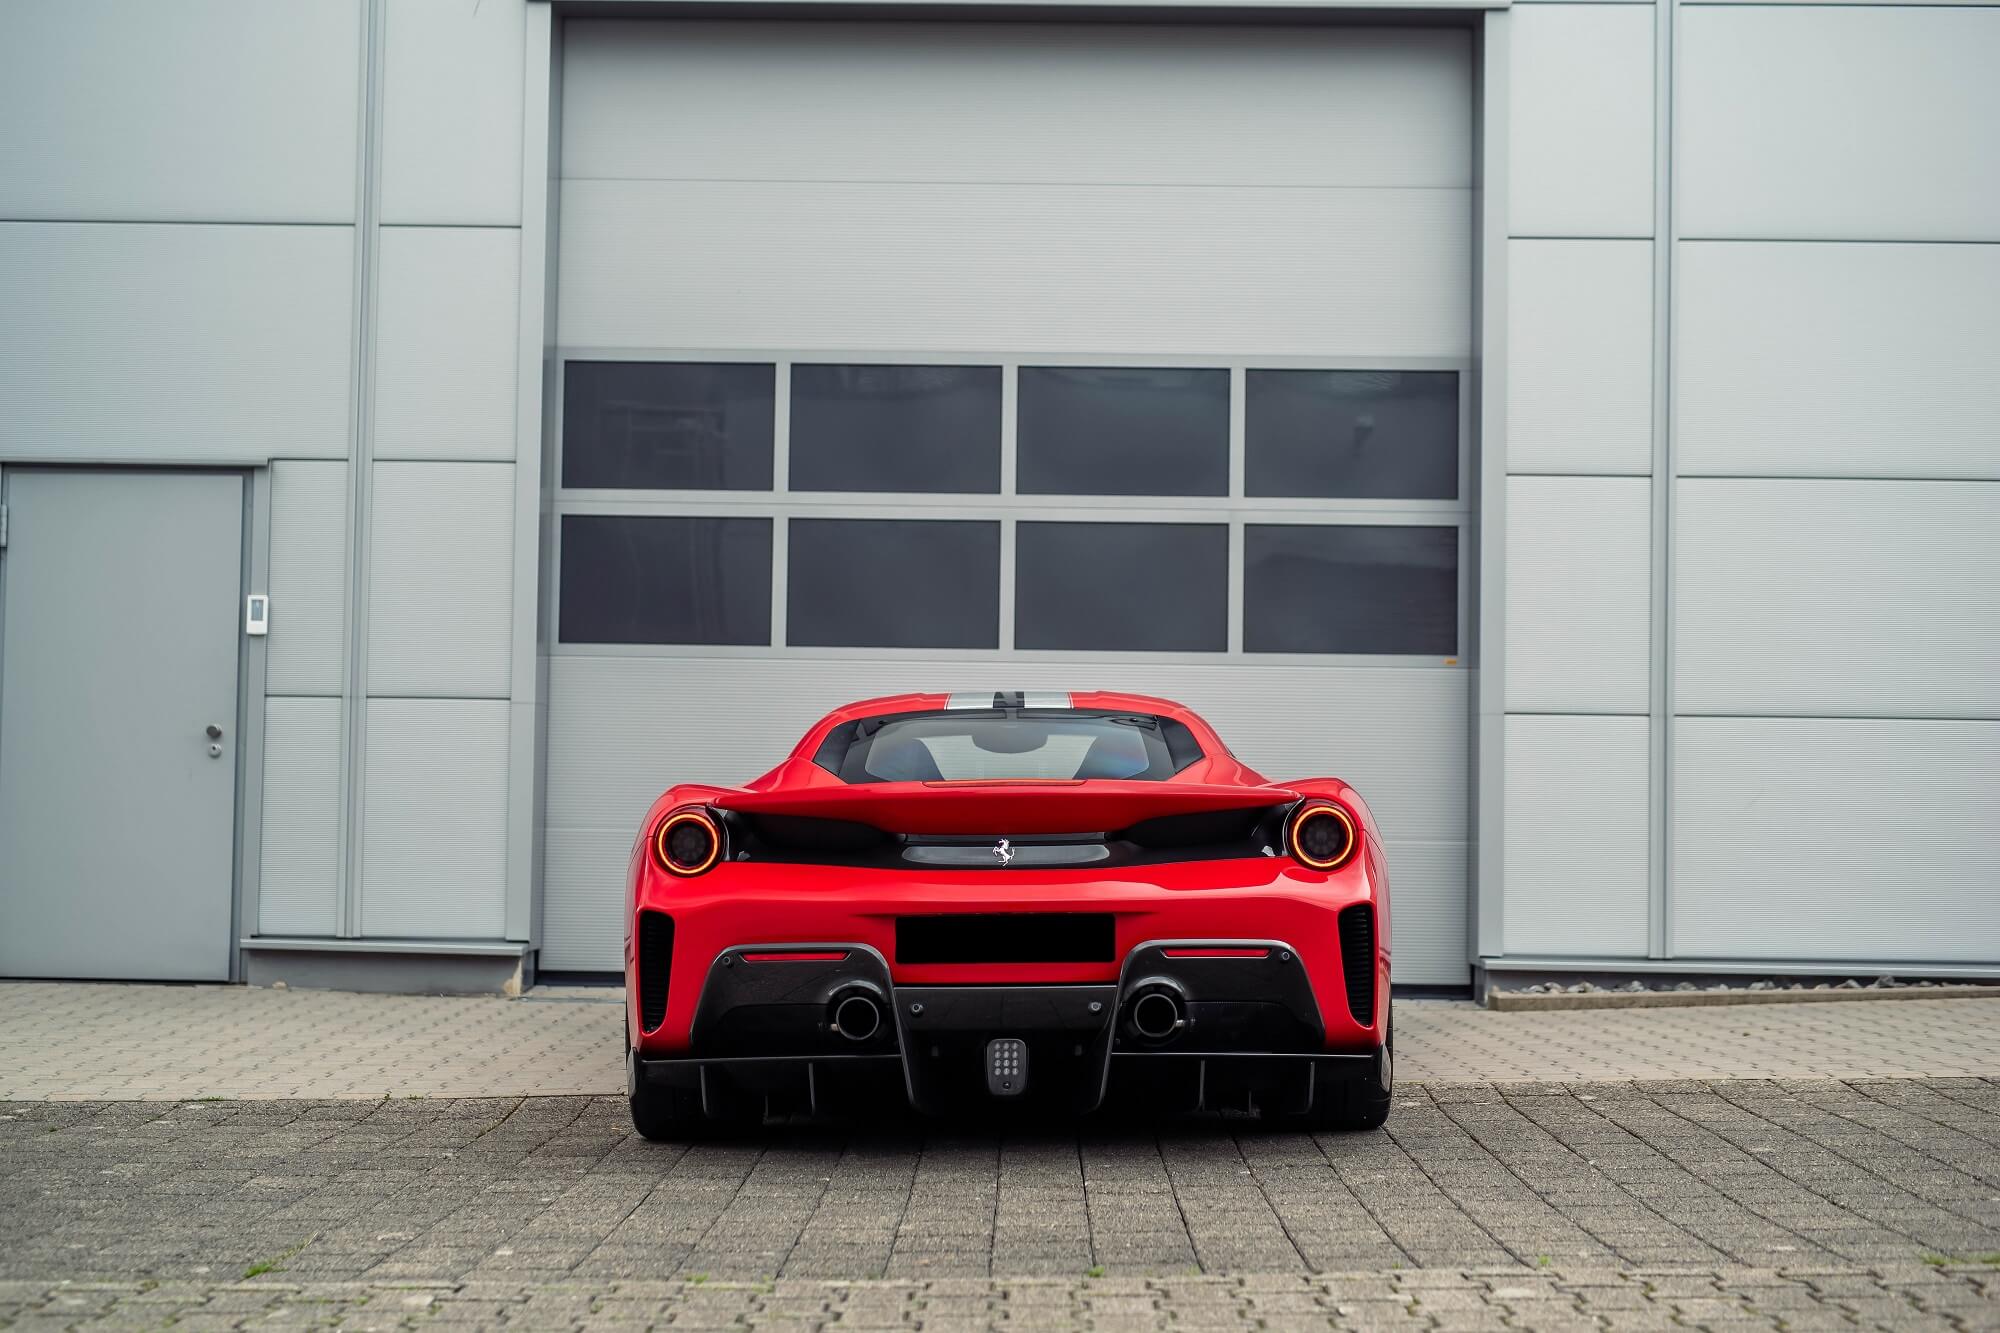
367;463;515;698
539;827;633;973
1503;715;1649;957
265;461;349;697
562;21;1471;189
258;697;344;937
374;227;520;461
1377;841;1467;994
360;699;510;938
1673;718;2000;962
1678;243;2000;480
1678;7;2000;241
540;657;1469;978
1505;478;1651;714
379;0;527;226
0;223;353;462
1676;480;2000;719
559;180;1469;357
1507;5;1653;239
0;0;359;223
1506;240;1653;475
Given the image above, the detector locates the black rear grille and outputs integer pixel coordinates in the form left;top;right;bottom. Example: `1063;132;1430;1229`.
897;913;1115;964
724;805;1289;871
637;910;674;1032
1337;904;1376;1027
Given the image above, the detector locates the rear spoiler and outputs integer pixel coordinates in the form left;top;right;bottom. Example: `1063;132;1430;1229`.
713;780;1301;836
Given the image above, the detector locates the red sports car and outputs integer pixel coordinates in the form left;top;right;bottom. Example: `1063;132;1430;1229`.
623;691;1391;1136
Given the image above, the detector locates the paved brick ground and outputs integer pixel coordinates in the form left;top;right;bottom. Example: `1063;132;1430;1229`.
8;987;2000;1328
4;1268;1998;1331
5;1083;2000;1286
6;982;2000;1100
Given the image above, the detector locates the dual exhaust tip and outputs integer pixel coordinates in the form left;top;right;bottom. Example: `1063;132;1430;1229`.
830;984;1189;1046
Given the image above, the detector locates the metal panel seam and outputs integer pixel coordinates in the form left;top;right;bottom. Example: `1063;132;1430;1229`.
1648;0;1676;959
340;0;388;939
1472;10;1508;961
508;3;557;945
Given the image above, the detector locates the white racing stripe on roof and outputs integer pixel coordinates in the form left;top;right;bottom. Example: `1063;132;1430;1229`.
1023;691;1073;709
944;692;992;710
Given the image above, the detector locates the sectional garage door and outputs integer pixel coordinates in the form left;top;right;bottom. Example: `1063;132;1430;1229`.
542;19;1475;982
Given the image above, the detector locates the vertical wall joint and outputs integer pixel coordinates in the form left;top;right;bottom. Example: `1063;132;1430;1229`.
1647;0;1677;958
339;0;388;937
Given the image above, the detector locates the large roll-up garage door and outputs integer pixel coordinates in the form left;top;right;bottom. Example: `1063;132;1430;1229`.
543;19;1475;982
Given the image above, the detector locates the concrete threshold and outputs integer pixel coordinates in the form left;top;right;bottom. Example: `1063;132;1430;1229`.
1489;983;2000;1012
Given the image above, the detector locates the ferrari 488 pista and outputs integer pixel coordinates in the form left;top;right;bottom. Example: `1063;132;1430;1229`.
624;691;1391;1136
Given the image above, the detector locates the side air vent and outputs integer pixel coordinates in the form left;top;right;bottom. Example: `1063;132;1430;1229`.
638;910;674;1032
1337;904;1376;1027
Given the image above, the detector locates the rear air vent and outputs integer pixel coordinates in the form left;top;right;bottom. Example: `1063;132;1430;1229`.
1337;904;1376;1027
897;913;1114;964
638;910;674;1032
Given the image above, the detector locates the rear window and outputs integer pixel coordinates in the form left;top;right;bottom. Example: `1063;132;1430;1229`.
814;710;1204;784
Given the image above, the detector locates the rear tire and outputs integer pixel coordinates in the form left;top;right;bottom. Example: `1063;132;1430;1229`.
629;1077;713;1142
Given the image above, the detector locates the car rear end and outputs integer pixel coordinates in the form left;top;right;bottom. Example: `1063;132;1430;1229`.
626;798;1393;1127
622;700;1392;1131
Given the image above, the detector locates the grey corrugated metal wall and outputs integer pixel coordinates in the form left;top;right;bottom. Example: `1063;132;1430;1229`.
0;0;533;959
1496;0;2000;969
540;20;1479;982
3;0;1995;988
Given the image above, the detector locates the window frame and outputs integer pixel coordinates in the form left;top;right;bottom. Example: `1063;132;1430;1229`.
550;349;1472;664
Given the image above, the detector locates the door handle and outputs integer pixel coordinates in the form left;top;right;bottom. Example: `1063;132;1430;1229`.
206;724;223;740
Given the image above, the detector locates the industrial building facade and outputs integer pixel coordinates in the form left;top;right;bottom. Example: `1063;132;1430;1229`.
1;0;1994;993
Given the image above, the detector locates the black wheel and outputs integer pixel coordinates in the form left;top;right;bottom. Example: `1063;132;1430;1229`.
629;1076;713;1141
1274;1010;1393;1133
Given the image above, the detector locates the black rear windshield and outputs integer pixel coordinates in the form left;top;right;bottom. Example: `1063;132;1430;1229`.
814;710;1205;784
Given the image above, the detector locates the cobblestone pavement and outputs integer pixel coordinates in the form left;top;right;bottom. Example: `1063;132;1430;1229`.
7;982;2000;1100
3;1267;1998;1332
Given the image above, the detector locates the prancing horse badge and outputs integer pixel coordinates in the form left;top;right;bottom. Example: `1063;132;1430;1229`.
993;839;1015;867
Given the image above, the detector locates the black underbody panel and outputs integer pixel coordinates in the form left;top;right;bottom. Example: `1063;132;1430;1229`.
645;941;1367;1120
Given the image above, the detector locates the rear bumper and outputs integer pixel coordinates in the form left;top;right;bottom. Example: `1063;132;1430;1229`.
627;857;1389;1057
632;939;1378;1117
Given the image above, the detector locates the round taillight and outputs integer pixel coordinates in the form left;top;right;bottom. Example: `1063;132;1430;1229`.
655;809;721;876
1287;802;1357;872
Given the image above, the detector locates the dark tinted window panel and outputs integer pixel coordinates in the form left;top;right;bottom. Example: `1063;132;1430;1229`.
1245;370;1459;500
1017;367;1229;497
787;519;1000;649
790;364;1001;494
1016;522;1226;652
559;515;771;645
1245;524;1458;655
563;362;774;490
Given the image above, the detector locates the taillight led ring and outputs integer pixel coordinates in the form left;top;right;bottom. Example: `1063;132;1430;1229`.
654;808;722;876
1287;802;1358;872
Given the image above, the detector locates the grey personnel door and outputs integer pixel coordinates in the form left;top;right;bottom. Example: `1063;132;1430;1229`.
0;469;245;981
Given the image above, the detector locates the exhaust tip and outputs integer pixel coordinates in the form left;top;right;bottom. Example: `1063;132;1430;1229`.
831;992;882;1042
1130;990;1186;1042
